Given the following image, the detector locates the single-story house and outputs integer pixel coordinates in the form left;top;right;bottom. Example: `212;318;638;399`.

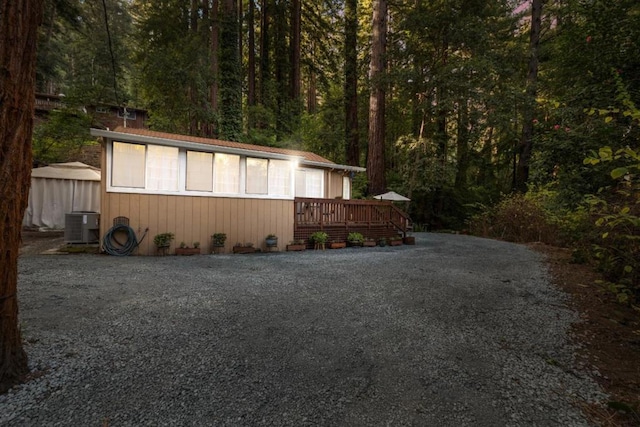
92;127;406;255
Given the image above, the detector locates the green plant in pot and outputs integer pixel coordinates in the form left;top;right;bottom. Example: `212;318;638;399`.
153;232;175;248
265;234;278;247
347;232;364;246
211;233;227;247
309;231;328;245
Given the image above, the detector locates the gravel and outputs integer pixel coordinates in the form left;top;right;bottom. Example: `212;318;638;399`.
2;232;605;426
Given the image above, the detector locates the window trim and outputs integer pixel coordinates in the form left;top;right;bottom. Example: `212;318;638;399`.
106;140;300;200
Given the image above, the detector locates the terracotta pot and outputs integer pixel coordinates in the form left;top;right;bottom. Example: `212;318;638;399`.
175;247;201;256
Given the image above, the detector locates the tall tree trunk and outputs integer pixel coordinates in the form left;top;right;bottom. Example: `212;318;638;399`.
289;0;301;102
210;0;220;137
259;0;269;107
516;0;543;192
367;0;388;196
345;0;359;166
454;99;470;191
220;0;242;141
274;0;287;137
307;68;317;113
247;0;256;128
189;0;199;134
0;0;43;393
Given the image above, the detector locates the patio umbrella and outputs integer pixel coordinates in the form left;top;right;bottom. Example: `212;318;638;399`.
373;191;411;202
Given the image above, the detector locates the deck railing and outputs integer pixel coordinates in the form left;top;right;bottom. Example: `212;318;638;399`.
294;197;412;236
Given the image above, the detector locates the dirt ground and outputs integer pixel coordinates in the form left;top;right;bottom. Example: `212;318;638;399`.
16;231;640;425
19;229;65;256
530;243;640;426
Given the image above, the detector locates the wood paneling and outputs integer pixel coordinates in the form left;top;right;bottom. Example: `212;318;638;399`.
326;171;345;199
100;190;295;255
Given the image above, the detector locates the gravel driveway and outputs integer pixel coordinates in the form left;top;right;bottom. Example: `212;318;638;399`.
2;233;603;426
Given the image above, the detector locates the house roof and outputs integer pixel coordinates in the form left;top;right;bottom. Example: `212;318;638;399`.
91;127;365;172
31;162;101;181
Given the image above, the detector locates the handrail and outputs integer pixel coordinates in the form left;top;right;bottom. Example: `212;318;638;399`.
294;197;412;236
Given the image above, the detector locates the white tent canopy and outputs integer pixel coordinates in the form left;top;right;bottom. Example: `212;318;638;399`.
373;191;411;202
23;162;101;229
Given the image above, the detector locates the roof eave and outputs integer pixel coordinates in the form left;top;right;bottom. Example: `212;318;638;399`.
90;128;366;173
91;128;303;162
300;159;366;173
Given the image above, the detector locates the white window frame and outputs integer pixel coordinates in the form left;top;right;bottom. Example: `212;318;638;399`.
342;176;351;200
111;141;146;188
105;140;300;200
295;168;325;198
186;151;213;192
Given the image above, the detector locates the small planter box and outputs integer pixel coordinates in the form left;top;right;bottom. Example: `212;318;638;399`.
233;246;256;254
175;247;201;256
286;244;306;252
363;240;377;247
329;242;346;249
388;239;403;246
402;236;416;245
156;245;170;256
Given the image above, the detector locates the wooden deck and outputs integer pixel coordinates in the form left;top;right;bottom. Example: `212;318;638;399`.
294;197;412;244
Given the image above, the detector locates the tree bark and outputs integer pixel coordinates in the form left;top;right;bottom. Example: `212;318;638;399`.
247;0;256;128
516;0;543;192
345;0;359;166
367;0;388;196
289;0;301;102
220;0;242;141
259;0;269;106
0;0;43;393
210;0;220;137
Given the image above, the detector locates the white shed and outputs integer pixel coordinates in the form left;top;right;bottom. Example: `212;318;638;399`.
23;162;101;229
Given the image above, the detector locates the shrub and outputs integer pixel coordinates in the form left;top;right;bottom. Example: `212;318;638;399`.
468;192;560;244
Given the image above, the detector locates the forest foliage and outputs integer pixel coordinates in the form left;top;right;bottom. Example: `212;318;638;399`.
36;0;640;302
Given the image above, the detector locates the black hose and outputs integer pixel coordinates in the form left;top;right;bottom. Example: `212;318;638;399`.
103;225;146;256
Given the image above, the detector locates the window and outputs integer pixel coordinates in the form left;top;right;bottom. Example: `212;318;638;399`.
213;153;240;193
268;159;291;196
342;176;351;200
146;145;179;191
186;151;213;192
112;142;145;188
246;157;268;194
295;169;324;198
117;108;137;120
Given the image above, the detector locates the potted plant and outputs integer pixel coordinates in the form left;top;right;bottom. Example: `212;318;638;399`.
388;236;403;246
233;242;256;254
328;240;346;249
403;235;416;245
265;234;278;248
211;233;227;254
309;231;328;250
153;232;174;256
176;241;201;256
347;232;364;247
363;237;377;247
286;239;306;251
378;237;387;247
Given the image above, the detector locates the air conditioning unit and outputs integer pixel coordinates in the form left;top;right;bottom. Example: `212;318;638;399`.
64;212;100;243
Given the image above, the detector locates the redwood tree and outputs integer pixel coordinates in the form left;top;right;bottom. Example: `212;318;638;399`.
344;0;359;166
367;0;387;195
516;0;543;192
0;0;43;393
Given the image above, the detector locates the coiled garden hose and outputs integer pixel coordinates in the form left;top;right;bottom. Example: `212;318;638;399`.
102;225;148;256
